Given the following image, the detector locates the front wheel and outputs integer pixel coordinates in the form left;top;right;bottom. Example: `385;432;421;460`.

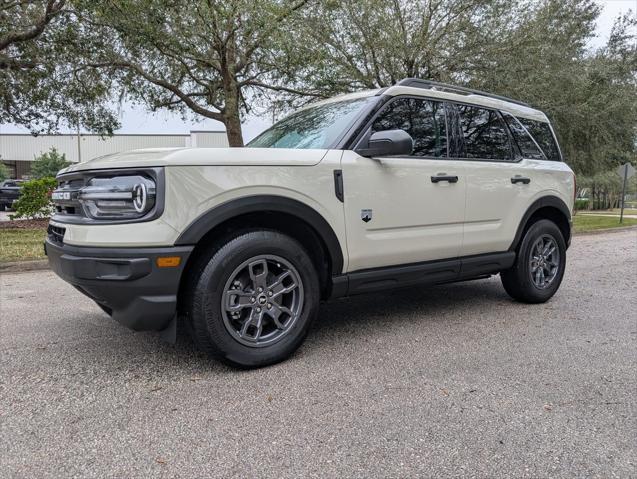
501;219;566;303
186;230;320;368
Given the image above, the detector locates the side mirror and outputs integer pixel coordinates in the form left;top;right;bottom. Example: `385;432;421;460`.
355;129;413;158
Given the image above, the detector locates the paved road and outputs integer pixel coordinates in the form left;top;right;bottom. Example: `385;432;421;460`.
1;230;636;478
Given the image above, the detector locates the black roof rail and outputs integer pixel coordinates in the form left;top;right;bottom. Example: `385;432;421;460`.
396;78;531;107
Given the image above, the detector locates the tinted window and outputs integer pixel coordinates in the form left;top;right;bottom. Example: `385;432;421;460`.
502;112;545;160
371;98;447;157
248;97;375;149
456;105;512;160
516;117;561;161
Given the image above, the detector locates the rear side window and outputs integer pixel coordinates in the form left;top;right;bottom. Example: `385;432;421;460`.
372;98;447;157
516;117;561;161
502;113;545;160
456;105;512;160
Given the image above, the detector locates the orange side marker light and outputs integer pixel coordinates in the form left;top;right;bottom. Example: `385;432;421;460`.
156;256;181;268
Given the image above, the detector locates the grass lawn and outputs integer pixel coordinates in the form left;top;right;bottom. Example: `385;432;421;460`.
573;214;637;233
0;228;47;262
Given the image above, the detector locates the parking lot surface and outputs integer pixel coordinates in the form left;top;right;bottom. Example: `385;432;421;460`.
1;229;636;478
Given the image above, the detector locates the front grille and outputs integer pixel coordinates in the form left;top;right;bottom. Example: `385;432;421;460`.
47;224;66;244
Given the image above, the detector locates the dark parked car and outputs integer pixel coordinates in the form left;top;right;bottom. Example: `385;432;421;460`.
0;180;23;211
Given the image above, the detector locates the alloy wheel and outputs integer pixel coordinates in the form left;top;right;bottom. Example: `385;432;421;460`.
528;234;560;289
221;255;304;347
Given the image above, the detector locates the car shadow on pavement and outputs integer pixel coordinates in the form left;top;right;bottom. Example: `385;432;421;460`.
305;278;512;344
76;277;512;373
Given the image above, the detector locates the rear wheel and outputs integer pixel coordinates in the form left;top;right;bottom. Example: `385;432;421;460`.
186;230;320;368
501;219;566;303
0;203;6;211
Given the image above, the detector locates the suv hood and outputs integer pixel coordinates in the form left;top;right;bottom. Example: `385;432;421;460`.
60;147;329;174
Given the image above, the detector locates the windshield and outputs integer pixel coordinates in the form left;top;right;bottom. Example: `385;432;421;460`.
248;97;375;149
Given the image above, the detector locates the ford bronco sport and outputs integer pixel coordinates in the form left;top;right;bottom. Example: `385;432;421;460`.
46;79;574;368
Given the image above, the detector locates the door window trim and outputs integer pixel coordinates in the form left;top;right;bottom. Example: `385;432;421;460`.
445;101;519;163
351;94;452;161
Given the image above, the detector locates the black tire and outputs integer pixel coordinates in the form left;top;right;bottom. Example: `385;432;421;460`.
0;203;6;212
501;219;566;303
186;230;320;368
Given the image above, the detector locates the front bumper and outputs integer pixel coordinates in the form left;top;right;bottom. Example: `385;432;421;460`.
45;238;193;331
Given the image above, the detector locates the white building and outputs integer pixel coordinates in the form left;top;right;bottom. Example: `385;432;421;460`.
0;130;228;178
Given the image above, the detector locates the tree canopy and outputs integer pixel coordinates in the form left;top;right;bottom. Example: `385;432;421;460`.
74;0;315;146
290;0;636;175
0;0;119;133
0;0;634;174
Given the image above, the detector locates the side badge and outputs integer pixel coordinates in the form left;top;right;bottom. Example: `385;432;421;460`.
361;209;372;223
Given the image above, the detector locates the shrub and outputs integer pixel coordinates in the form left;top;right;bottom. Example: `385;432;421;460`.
0;161;9;182
30;148;70;179
574;198;589;210
10;177;57;220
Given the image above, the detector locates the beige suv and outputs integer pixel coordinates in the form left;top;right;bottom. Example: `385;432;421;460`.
47;79;574;368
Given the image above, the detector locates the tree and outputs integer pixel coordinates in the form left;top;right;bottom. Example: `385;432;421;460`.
0;0;119;133
291;0;636;175
289;0;504;92
74;0;317;146
30;148;70;178
467;1;637;175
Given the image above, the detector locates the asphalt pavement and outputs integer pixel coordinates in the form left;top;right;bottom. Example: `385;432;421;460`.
1;229;636;478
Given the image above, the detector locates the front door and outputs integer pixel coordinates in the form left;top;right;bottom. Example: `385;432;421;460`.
341;97;466;272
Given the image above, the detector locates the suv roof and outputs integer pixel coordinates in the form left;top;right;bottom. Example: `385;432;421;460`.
307;78;548;123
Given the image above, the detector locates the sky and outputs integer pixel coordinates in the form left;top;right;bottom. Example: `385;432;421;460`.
1;0;635;141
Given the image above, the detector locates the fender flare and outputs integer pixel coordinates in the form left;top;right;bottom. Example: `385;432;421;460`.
174;195;345;273
509;195;572;251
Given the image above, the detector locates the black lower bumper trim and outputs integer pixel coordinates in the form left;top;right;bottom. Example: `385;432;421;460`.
45;239;193;331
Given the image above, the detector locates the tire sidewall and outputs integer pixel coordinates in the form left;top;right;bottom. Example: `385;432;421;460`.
192;230;319;367
517;219;567;302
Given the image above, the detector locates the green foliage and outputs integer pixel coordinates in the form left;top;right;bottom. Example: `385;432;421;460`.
290;0;636;176
30;148;69;179
73;0;312;146
574;199;589;211
577;165;637;210
10;177;57;220
0;1;119;134
0;161;9;181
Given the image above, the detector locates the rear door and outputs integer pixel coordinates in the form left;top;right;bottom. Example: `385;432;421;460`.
341;96;466;272
453;105;547;255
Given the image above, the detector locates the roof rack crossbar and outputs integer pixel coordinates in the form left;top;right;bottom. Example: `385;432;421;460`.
397;78;530;107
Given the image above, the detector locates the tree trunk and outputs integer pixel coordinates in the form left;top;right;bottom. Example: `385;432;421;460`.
224;108;244;147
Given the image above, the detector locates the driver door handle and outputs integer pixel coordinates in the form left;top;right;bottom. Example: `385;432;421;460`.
511;176;531;184
431;174;459;183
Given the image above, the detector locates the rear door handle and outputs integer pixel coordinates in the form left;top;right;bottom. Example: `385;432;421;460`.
431;174;459;183
511;176;531;184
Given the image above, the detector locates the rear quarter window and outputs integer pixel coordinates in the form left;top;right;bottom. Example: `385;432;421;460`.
516;117;562;161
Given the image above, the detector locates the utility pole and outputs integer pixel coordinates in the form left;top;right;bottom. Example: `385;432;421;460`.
616;163;636;224
76;122;82;163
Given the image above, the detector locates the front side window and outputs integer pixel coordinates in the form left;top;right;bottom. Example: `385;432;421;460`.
248;97;376;149
502;112;545;160
516;117;561;161
456;105;512;160
371;98;447;157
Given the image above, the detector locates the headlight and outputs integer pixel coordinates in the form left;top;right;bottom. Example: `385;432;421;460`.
78;174;156;220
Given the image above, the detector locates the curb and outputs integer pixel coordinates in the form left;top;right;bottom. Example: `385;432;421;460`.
0;260;50;274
